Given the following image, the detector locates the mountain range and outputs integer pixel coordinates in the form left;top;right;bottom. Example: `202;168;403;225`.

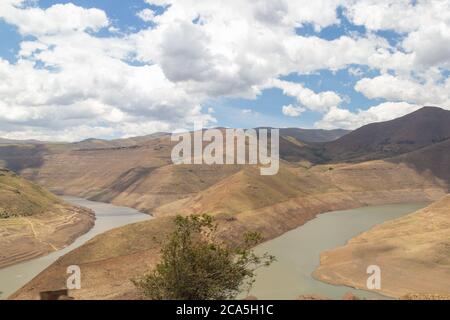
1;106;450;299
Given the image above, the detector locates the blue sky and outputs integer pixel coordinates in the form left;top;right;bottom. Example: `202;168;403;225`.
0;1;449;141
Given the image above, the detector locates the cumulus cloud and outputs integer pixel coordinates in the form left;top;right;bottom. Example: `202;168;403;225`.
316;102;421;129
137;8;156;22
0;2;109;36
355;74;450;108
273;79;342;112
282;104;305;117
0;1;214;141
0;0;449;140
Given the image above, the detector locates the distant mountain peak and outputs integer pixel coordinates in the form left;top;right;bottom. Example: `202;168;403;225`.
324;106;450;162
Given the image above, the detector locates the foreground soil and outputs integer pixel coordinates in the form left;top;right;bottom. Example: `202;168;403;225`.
313;195;450;298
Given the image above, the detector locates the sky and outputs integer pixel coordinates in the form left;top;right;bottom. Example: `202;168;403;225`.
0;0;450;141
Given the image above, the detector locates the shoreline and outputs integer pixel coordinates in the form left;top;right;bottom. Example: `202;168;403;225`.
1;197;150;300
313;195;450;299
0;204;95;269
9;188;445;300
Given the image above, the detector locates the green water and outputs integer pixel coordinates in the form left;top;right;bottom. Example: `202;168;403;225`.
247;202;428;300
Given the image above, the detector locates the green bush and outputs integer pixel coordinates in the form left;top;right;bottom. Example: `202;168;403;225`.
133;214;275;300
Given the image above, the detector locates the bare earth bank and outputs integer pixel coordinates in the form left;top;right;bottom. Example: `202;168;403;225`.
0;204;95;269
10;190;446;300
313;195;450;298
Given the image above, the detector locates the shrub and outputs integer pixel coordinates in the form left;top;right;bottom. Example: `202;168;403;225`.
133;214;275;300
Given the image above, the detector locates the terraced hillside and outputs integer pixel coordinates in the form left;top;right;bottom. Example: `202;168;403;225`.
0;169;94;268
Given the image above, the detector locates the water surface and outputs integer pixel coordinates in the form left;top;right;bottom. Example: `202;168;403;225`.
0;196;151;299
0;200;428;300
247;202;428;300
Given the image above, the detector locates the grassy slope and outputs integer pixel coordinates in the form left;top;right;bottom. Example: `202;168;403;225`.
0;168;95;269
0;168;61;218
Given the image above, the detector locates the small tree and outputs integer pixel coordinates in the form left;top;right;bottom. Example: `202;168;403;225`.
133;214;275;300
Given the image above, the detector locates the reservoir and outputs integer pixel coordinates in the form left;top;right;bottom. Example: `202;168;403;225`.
247;202;428;300
1;200;427;300
0;196;151;299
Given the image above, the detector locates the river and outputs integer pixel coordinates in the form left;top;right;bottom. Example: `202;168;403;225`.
247;202;428;300
0;196;151;299
1;200;427;300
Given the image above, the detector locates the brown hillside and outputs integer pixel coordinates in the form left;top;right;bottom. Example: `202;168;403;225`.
323;107;450;162
313;195;450;298
389;138;450;185
10;158;448;299
0;168;94;268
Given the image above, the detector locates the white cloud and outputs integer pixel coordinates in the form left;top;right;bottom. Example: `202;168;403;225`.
0;0;449;140
137;8;156;22
344;0;450;33
0;2;109;36
282;104;305;117
355;74;450;107
403;23;450;69
273;79;342;112
316;102;421;129
348;67;364;77
0;1;220;141
131;0;388;100
344;0;450;71
144;0;173;6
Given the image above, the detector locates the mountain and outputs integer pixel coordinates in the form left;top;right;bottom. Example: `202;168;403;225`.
323;107;450;162
70;132;170;150
279;128;349;143
389;138;450;185
0;108;448;214
5;107;450;299
0;128;348;208
0;138;46;145
11;158;448;299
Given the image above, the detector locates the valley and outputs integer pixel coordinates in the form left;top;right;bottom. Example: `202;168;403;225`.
0;196;150;299
0;107;449;300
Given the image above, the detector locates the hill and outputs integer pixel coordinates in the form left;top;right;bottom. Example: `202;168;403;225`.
0;168;94;268
323;107;450;162
389;138;450;185
279;128;349;143
0;127;348;211
0;168;62;218
2;107;450;299
10;157;448;299
0;138;46;145
314;195;450;298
